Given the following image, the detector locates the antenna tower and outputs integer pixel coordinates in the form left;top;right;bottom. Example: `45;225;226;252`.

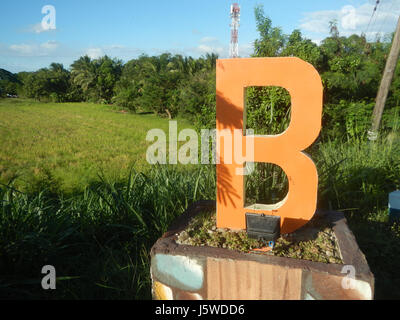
230;3;240;58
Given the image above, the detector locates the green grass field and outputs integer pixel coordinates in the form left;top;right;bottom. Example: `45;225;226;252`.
0;98;210;299
0;98;193;194
1;98;400;299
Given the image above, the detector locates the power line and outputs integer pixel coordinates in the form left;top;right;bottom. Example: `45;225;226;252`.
370;0;383;35
365;0;381;35
376;0;397;40
370;0;384;40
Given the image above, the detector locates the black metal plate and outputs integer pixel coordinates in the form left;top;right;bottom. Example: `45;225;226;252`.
246;213;281;242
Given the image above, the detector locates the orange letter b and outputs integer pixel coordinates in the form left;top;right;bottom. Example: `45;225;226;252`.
216;57;323;234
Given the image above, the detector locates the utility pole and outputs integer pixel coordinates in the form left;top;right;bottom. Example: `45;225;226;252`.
369;15;400;140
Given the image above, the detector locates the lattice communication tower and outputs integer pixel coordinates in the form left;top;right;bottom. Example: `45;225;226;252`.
230;3;240;58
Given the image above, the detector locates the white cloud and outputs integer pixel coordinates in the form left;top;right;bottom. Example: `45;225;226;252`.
40;41;59;50
1;42;145;72
86;48;104;59
300;0;400;40
9;44;35;55
8;41;61;57
197;44;225;55
23;22;55;34
311;39;323;46
190;36;227;57
200;36;218;43
300;10;340;34
188;36;253;58
107;44;126;50
82;46;143;60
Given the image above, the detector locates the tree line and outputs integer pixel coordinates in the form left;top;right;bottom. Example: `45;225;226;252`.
0;53;217;123
1;4;400;138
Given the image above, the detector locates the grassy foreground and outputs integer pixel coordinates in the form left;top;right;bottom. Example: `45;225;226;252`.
0;98;205;299
1;98;400;299
0;165;216;299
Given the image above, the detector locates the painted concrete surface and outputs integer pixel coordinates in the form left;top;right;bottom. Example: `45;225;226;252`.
206;258;303;300
152;281;173;300
152;254;205;291
302;271;373;300
150;201;374;300
152;256;373;300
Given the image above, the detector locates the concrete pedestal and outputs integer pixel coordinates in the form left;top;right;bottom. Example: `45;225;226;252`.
150;201;374;300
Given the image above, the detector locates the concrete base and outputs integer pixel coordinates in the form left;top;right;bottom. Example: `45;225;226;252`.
150;201;374;300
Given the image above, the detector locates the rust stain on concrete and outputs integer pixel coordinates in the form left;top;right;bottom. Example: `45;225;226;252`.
206;258;302;300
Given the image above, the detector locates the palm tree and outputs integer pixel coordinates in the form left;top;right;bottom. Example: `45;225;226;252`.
70;55;97;93
204;52;218;71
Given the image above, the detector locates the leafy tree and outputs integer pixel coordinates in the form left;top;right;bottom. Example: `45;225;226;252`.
71;55;122;103
175;70;216;126
0;68;21;97
22;64;70;102
70;55;96;95
6;6;400;142
95;56;123;103
281;29;323;69
113;53;218;117
253;4;286;57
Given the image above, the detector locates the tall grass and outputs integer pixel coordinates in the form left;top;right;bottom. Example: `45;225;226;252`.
0;165;216;299
1;98;400;299
2;133;400;299
315;131;400;299
316;132;400;215
245;163;288;206
241;130;400;299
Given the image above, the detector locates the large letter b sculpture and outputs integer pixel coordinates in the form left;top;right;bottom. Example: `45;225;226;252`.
216;58;323;234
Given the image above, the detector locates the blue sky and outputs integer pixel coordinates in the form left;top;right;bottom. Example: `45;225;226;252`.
1;0;400;73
